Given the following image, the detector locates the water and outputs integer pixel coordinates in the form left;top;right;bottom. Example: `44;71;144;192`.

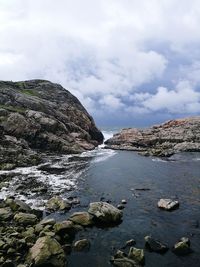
0;130;200;266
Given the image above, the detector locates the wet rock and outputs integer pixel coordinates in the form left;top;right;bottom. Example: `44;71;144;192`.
88;202;123;225
54;220;76;238
172;237;191;255
39;218;56;226
144;236;168;253
73;239;90;251
46;196;71;211
14;212;38;226
117;204;125;210
0;207;13;221
157;199;179;211
128;247;145;265
5;198;31;212
69;212;94;226
121;200;127;204
27;236;66;267
111;250;141;267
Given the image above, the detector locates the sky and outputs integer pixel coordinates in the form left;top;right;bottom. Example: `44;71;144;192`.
0;0;200;127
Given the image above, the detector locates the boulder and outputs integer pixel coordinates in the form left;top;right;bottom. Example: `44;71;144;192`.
157;199;179;211
88;202;123;225
111;250;141;267
27;236;66;267
14;212;38;226
46;196;71;211
54;220;76;237
128;247;145;265
69;212;94;226
172;237;191;255
144;236;168;253
5;198;31;212
0;207;13;221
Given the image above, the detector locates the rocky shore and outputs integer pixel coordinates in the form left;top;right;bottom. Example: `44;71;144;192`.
105;116;200;157
0;80;103;170
0;196;192;267
0;197;123;267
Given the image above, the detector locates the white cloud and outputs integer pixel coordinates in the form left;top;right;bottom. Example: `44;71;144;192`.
0;0;200;124
135;81;200;114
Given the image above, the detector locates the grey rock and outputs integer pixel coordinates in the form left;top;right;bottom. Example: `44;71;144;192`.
27;236;66;267
0;80;103;169
158;199;179;211
73;239;90;251
46;196;71;211
105;116;200;157
0;207;13;221
111;250;141;267
144;236;168;253
128;247;145;265
14;212;38;226
5;198;32;212
69;211;94;226
173;237;191;255
88;202;123;225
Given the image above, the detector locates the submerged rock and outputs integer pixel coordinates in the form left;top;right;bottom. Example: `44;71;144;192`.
73;239;90;251
172;237;191;255
88;202;123;225
157;199;179;211
144;236;168;253
0;80;103;169
27;236;66;267
105;116;200;157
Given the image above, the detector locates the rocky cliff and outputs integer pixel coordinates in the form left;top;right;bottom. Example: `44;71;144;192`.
0;80;103;169
105;117;200;157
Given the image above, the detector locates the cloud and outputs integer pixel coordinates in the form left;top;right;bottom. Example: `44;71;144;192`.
140;81;200;114
0;0;200;125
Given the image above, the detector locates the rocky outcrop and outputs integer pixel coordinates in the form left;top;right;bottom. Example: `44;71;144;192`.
0;80;103;169
105;116;200;157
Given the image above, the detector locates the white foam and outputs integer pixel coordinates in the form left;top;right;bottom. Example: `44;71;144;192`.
152;158;167;162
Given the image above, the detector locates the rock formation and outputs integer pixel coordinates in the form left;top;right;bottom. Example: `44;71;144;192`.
105;116;200;157
0;80;103;169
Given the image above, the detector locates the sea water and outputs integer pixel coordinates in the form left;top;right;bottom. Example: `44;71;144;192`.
0;129;200;266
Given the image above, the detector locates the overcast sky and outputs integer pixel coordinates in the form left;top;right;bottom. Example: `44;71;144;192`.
0;0;200;126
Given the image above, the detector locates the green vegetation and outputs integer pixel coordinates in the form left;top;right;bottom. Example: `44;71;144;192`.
0;104;26;113
20;89;40;97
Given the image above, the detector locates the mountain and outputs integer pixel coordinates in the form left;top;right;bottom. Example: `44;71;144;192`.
0;80;103;170
105;116;200;157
